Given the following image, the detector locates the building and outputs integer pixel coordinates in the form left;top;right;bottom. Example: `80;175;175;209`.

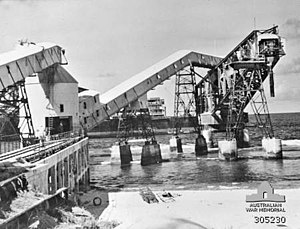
147;97;166;117
38;65;80;135
78;88;102;130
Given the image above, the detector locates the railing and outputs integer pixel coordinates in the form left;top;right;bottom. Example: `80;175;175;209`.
25;137;84;163
47;129;84;141
0;129;85;163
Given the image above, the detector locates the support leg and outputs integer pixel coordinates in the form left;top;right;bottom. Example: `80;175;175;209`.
218;139;238;160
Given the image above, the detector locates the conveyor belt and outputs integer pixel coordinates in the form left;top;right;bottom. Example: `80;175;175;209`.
0;42;63;91
87;51;222;130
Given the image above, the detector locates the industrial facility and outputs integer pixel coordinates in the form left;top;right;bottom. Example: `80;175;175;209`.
0;25;286;228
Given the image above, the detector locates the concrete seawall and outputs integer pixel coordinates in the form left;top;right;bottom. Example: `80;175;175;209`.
0;137;90;228
26;137;89;195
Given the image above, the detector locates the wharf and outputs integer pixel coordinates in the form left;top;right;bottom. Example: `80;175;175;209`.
0;136;90;229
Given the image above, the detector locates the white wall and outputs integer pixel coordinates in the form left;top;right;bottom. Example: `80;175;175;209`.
26;77;54;137
50;83;80;129
26;76;80;136
79;94;102;129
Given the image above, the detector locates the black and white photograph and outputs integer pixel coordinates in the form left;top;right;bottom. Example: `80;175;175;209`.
0;0;300;228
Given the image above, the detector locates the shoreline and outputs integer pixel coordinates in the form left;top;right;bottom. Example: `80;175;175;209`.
98;187;300;229
87;139;300;228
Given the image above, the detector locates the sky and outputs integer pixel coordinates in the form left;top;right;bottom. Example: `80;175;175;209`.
1;0;300;115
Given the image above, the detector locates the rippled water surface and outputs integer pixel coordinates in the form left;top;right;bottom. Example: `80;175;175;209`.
89;113;300;190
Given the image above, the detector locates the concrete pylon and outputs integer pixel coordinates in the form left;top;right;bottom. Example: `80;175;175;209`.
169;136;177;151
119;143;133;165
202;129;213;148
176;136;183;153
195;134;208;156
218;139;238;160
141;141;162;166
236;129;250;148
262;137;282;159
169;136;183;153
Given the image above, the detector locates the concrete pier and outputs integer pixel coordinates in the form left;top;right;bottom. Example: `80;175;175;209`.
119;143;132;165
176;137;183;153
169;136;177;152
236;129;250;148
141;141;162;166
195;134;208;156
262;137;283;159
202;129;213;148
169;136;183;153
218;139;238;160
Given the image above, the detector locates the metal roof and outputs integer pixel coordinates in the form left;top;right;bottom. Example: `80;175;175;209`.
78;89;100;97
0;42;63;91
0;42;59;66
38;65;78;84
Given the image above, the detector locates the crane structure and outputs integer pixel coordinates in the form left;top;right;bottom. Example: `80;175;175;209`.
173;65;198;133
117;107;156;144
0;42;65;147
195;26;285;149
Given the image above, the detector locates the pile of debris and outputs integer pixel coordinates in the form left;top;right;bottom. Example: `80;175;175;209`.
26;198;119;229
0;189;49;224
139;187;159;204
0;173;31;219
0;160;32;182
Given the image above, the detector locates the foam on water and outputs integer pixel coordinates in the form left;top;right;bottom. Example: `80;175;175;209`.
282;139;300;146
90;113;300;190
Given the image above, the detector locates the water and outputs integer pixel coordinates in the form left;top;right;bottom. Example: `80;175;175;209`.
89;113;300;190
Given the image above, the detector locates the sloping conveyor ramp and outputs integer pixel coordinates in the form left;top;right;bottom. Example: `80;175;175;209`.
93;50;222;130
0;43;63;91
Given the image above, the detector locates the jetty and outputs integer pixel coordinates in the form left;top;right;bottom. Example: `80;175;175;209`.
0;25;288;228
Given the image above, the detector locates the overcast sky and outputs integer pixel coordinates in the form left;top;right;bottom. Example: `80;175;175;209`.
1;0;300;114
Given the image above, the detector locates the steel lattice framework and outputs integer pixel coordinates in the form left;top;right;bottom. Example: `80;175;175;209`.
117;108;156;144
173;66;198;133
0;42;64;145
195;26;285;143
0;80;35;143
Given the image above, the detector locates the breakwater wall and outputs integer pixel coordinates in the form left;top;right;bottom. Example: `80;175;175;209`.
90;116;198;132
26;137;89;195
